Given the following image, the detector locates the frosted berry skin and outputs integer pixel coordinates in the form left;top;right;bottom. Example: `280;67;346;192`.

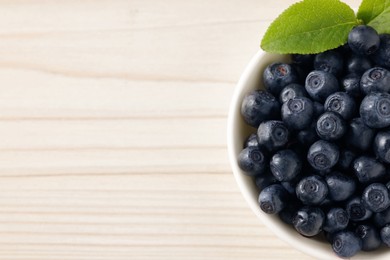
307;140;339;171
257;120;289;152
332;231;362;258
296;175;328;205
381;225;390;247
360;67;390;94
355;224;382;251
346;54;373;75
316;112;347;141
325;172;356;202
279;83;308;103
263;63;299;96
324;92;356;120
346;196;373;222
374;131;390;163
373;34;390;68
238;147;267;176
241;90;280;127
362;183;390;213
292;206;325;237
360;92;390;128
281;97;314;130
244;133;259;148
345;118;376;151
342;73;362;98
258;184;288;214
353;156;386;184
348;25;380;56
324;208;349;233
270;149;302;182
314;50;344;76
305;70;339;102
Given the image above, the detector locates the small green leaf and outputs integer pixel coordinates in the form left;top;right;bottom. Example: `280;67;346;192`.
261;0;359;54
358;0;390;34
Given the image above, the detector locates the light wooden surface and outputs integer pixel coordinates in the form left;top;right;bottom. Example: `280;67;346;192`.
0;0;361;259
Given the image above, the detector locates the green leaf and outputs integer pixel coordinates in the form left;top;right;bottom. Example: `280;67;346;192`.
261;0;359;54
357;0;390;34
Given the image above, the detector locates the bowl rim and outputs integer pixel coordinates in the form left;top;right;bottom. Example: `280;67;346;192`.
226;50;384;260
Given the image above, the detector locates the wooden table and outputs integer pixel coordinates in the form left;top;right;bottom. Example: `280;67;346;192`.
0;0;360;259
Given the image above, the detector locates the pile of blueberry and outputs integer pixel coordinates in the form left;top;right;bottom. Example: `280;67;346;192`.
239;25;390;258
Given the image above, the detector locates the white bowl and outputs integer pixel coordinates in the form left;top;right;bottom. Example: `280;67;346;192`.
227;50;389;259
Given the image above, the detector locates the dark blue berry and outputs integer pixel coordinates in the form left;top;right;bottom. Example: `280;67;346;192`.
348;25;380;55
374;206;390;228
314;50;344;76
279;200;301;225
374;131;390;163
353;156;386;184
346;196;373;222
305;71;339;102
257;120;289;152
313;101;325;118
362;183;390;213
244;133;259;148
342;73;362;98
241;90;280;127
360;92;390;128
307;140;339;171
372;34;390;68
270;149;302;182
355;224;382;251
254;172;277;190
332;231;362;258
323;208;349;233
325;172;356;202
279;83;308;103
292;206;325;237
346;54;373;75
258;184;288;214
316;112;347;141
263;63;299;96
337;149;357;171
238;147;267;176
297;122;319;147
292;54;314;68
296;175;328;205
345;118;376;151
281;181;297;195
381;225;390;247
324;92;356;120
360;67;390;94
281;97;314;130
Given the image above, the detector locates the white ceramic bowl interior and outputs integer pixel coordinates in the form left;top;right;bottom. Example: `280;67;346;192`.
227;50;390;259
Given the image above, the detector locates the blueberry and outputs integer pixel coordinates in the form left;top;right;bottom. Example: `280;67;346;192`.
258;184;288;214
313;101;325;118
270;149;302;182
297;123;319;147
279;83;308;103
325;172;356;202
238;147;267;176
355;224;382;251
337;149;357;171
353;156;386;184
332;231;362;258
263;63;299;96
348;25;380;56
292;206;325;237
381;225;390;247
314;50;344;76
345;118;376;151
281;97;314;130
244;133;259;148
292;54;314;68
281;181;297;195
254;172;277;190
362;183;390;213
360;67;390;94
346;54;373;75
296;175;328;205
257;120;289;152
316;112;347;141
342;73;362;98
307;140;339;171
241;90;280;127
374;131;390;163
372;34;390;68
323;208;349;233
279;201;301;225
346;196;373;222
374;207;390;228
305;71;340;102
360;92;390;128
324;92;356;120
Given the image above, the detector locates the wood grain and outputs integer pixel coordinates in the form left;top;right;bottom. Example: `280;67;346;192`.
0;0;360;259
